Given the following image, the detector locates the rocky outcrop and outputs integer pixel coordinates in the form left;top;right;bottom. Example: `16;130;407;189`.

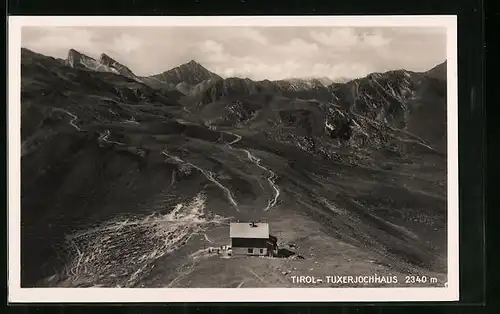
99;53;136;79
274;78;327;91
64;49;139;81
66;49;114;72
330;70;417;126
65;49;131;77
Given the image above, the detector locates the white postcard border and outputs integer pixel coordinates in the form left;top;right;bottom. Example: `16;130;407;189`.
8;15;459;303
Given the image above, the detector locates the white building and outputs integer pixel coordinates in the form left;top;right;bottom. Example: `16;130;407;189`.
229;222;278;256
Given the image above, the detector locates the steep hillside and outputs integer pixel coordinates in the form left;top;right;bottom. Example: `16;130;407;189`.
21;47;190;283
197;76;336;106
425;61;447;80
405;63;447;153
330;68;447;153
175;78;219;97
196;67;447;154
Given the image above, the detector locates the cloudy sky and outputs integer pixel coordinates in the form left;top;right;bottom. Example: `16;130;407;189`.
21;26;446;81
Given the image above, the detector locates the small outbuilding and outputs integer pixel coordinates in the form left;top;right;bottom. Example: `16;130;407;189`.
229;221;278;257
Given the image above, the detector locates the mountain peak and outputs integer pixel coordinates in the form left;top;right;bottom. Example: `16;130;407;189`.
67;48;87;59
150;60;220;86
66;48;96;68
181;59;204;69
99;53;120;68
99;53;113;63
64;49;135;78
99;53;135;78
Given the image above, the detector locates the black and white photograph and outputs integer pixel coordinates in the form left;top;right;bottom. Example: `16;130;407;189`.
8;16;458;302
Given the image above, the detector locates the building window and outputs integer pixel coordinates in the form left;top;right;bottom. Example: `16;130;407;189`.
248;248;253;254
260;249;264;254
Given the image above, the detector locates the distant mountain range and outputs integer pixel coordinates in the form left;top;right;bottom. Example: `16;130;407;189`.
60;49;379;98
26;47;448;154
25;47;448;154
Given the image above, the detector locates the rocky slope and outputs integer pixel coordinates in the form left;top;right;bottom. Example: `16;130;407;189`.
99;53;136;79
19;47;448;289
195;63;447;154
63;49;183;96
196;76;335;106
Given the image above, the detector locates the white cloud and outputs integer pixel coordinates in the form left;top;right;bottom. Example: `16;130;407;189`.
222;67;236;77
362;31;391;47
310;28;359;48
192;35;378;81
390;27;446;35
23;27;98;57
206;27;269;45
112;33;142;54
215;59;369;82
200;40;224;54
21;26;444;81
235;60;302;80
238;28;268;44
310;62;373;79
199;40;228;63
276;38;319;56
309;28;391;50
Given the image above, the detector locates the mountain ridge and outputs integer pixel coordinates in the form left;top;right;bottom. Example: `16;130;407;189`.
57;47;446;153
65;49;136;79
51;47;446;100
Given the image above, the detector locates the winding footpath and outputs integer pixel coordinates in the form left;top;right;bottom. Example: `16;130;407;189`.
241;149;280;211
52;108;84;131
224;131;280;212
161;127;280;212
99;130;125;146
226;132;242;145
161;149;240;212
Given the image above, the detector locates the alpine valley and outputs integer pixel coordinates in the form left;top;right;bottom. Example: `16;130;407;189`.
20;48;448;288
